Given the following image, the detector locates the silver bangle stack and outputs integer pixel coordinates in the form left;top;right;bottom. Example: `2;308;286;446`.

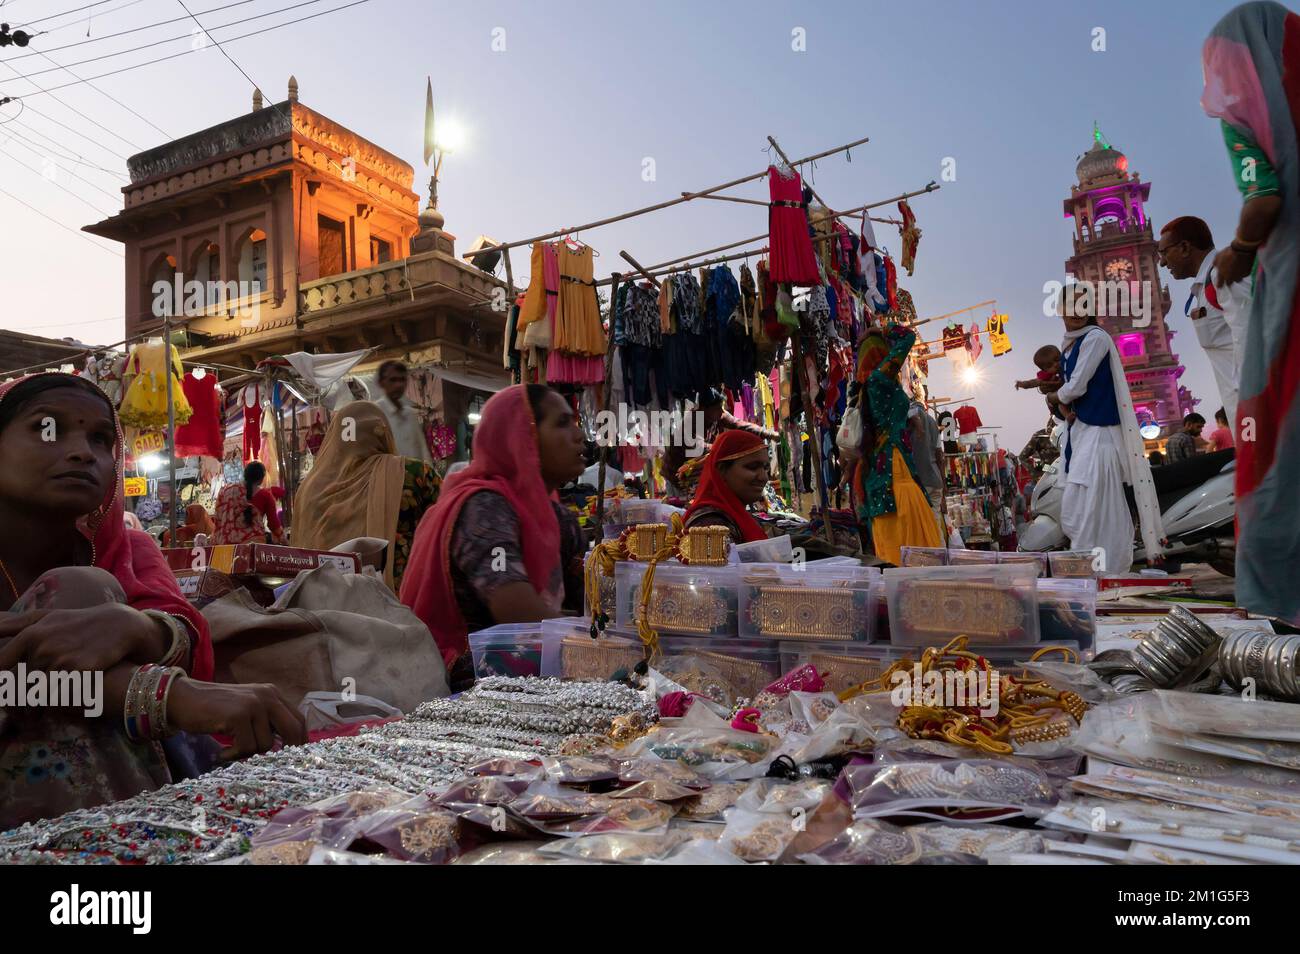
1220;630;1300;701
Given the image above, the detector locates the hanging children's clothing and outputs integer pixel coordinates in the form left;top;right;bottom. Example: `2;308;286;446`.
898;200;921;276
988;313;1012;356
548;241;605;385
119;339;193;430
241;383;264;463
174;371;223;459
767;165;821;285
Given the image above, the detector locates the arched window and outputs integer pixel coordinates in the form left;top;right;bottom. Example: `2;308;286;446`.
188;240;222;311
235;227;268;289
146;253;179;319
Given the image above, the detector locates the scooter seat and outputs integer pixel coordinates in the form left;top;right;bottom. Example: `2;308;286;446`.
1152;448;1235;511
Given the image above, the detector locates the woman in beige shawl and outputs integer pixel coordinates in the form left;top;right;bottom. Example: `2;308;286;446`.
293;401;440;590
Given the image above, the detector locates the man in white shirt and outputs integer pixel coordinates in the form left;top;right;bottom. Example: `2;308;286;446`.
375;360;432;463
1157;216;1253;432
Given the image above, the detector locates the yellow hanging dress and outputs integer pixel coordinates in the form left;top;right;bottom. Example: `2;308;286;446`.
118;339;193;431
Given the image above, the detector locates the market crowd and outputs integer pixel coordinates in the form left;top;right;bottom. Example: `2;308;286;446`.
0;0;1296;836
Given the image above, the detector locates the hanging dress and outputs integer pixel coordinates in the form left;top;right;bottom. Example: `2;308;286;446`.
118;339;193;431
767;165;821;285
173;372;223;459
549;242;605;384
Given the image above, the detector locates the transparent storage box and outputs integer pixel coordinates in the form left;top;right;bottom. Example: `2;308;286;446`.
540;617;644;681
615;560;739;637
779;641;905;695
737;564;878;642
947;549;1001;567
1048;550;1102;579
998;551;1049;577
656;637;782;703
1036;579;1097;653
468;623;546;679
900;546;948;567
884;565;1041;647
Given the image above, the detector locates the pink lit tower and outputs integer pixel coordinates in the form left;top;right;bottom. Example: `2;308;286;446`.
1063;125;1198;448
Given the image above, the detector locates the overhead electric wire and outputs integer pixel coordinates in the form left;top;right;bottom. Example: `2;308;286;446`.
0;125;121;200
0;141;114;217
0;183;123;257
18;0;325;78
0;57;145;150
15;0;369;97
8;0;260;59
5;116;129;177
39;0;150;35
11;0;117;28
3;98;129;162
29;47;173;138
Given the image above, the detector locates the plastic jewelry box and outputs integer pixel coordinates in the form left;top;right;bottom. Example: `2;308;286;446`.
615;561;740;638
884;565;1041;647
1048;550;1102;579
737;563;880;642
468;623;547;679
1036;578;1097;654
656;637;782;702
778;641;904;695
540;617;644;681
997;551;1049;578
900;547;1048;578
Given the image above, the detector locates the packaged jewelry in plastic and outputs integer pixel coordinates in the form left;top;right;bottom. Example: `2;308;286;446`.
611;780;700;802
737;564;879;642
449;842;581;865
466;758;545;780
1070;764;1300;822
540;797;677;837
717;809;802;862
1149;690;1300;742
347;799;466;865
542;755;623;786
617;757;711;790
884;565;1040;647
616;561;740;637
997;551;1049;577
844;759;1057;821
677;781;750;821
778;641;903;695
735;778;832;815
432;775;531;810
534;830;694;863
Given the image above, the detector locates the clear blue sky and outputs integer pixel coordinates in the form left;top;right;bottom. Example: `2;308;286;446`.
0;0;1251;451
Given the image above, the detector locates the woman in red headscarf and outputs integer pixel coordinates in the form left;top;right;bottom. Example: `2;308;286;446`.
400;384;588;686
0;373;304;828
683;429;771;544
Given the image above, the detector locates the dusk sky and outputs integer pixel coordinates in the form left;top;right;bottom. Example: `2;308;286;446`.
0;0;1250;452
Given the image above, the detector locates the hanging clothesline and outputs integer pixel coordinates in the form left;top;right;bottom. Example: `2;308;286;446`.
913;300;998;327
462;134;874;259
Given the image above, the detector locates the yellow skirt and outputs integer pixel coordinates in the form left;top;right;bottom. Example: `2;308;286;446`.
872;448;943;565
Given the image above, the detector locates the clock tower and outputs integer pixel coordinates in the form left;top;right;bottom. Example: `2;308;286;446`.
1063;126;1197;446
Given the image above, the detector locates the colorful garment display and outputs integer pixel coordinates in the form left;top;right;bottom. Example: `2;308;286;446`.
767;165;821;285
954;405;983;435
988;313;1012;356
173;372;223;460
898;200;921;276
241;384;263;463
118;340;192;431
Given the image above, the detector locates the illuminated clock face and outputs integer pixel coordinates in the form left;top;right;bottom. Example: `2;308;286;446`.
1105;258;1134;281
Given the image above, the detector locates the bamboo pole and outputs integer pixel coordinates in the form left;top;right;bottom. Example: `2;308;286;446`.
595;272;623;530
502;247;520;384
618;251;659;286
600;182;939;285
460;135;872;259
913;300;998;327
681;192;903;226
767;135;833;214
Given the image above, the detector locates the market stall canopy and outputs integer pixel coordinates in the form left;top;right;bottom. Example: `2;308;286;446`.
428;367;509;394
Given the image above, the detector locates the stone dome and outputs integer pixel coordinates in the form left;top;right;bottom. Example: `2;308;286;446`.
1076;139;1128;184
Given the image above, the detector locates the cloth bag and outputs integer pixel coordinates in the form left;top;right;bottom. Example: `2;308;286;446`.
201;563;448;711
